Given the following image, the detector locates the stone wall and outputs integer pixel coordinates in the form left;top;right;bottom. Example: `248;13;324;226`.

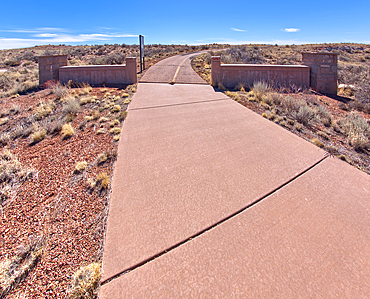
301;52;338;94
211;52;338;94
38;56;137;87
38;55;68;85
211;57;310;90
59;58;137;86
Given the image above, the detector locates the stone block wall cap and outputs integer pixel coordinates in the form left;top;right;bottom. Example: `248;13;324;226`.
221;64;309;68
301;52;339;55
60;65;126;69
37;54;68;58
211;56;221;61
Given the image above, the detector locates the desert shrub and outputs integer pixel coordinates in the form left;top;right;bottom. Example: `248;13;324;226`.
316;106;332;127
67;263;101;299
61;123;74;139
338;64;370;104
0;237;44;297
0;133;10;147
118;111;127;122
109;127;121;135
30;129;46;144
294;105;315;125
0;150;34;206
22;51;37;62
4;57;21;67
281;96;298;113
311;138;324;148
63;97;80;115
96;172;110;189
74;161;87;173
252;81;269;101
52;84;69;99
79;83;92;95
34;101;54;120
111;105;121;113
221;46;265;64
338;112;369;148
110;119;119;127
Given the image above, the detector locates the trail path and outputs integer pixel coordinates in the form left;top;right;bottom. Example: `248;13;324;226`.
100;52;370;298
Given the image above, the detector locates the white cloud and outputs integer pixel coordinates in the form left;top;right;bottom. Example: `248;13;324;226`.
231;28;246;32
34;33;58;37
0;27;65;33
0;31;138;50
282;28;300;33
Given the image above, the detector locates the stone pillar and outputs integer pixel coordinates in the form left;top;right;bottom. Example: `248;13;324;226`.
301;52;338;95
38;55;68;85
125;57;137;84
211;56;221;86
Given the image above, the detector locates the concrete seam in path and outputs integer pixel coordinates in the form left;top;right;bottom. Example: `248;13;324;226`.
101;153;329;286
128;97;229;111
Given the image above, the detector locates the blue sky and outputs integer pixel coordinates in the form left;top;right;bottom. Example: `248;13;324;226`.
1;0;369;50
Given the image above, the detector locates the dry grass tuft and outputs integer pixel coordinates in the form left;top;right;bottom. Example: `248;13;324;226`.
61;123;74;139
109;127;121;135
111;105;121;113
96;150;117;165
63;97;80;115
311;138;324;148
118;111;127;122
110;119;119;127
0;236;44;298
0;117;9;126
96;172;110;189
338;112;369;147
52;84;69;99
30;128;46;145
252;81;270;101
96;153;108;164
34;101;55;120
96;128;106;135
67;263;101;299
294;105;315;126
0;150;34;207
79;83;92;95
74;161;87;173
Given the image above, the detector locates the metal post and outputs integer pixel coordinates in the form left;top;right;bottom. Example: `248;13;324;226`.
141;35;145;71
139;35;143;73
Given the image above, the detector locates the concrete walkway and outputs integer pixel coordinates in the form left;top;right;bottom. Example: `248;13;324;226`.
100;53;370;298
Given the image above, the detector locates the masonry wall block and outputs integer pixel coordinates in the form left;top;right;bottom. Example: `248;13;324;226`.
211;52;338;94
301;52;338;94
38;56;137;87
211;57;310;90
38;55;68;85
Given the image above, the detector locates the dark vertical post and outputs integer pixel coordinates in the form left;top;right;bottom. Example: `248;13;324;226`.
139;35;145;72
139;35;143;73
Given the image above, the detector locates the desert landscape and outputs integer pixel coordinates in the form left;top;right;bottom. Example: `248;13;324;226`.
0;42;369;298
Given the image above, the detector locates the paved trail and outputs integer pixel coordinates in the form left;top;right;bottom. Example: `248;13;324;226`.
100;52;370;298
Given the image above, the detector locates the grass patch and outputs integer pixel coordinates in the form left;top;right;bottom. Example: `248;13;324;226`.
67;263;101;299
74;161;87;173
0;150;34;207
61;123;74;139
0;237;44;298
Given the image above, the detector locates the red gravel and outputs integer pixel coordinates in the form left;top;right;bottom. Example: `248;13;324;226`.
0;86;131;298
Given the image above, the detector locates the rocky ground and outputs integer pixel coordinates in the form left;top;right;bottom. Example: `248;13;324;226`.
0;82;135;298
